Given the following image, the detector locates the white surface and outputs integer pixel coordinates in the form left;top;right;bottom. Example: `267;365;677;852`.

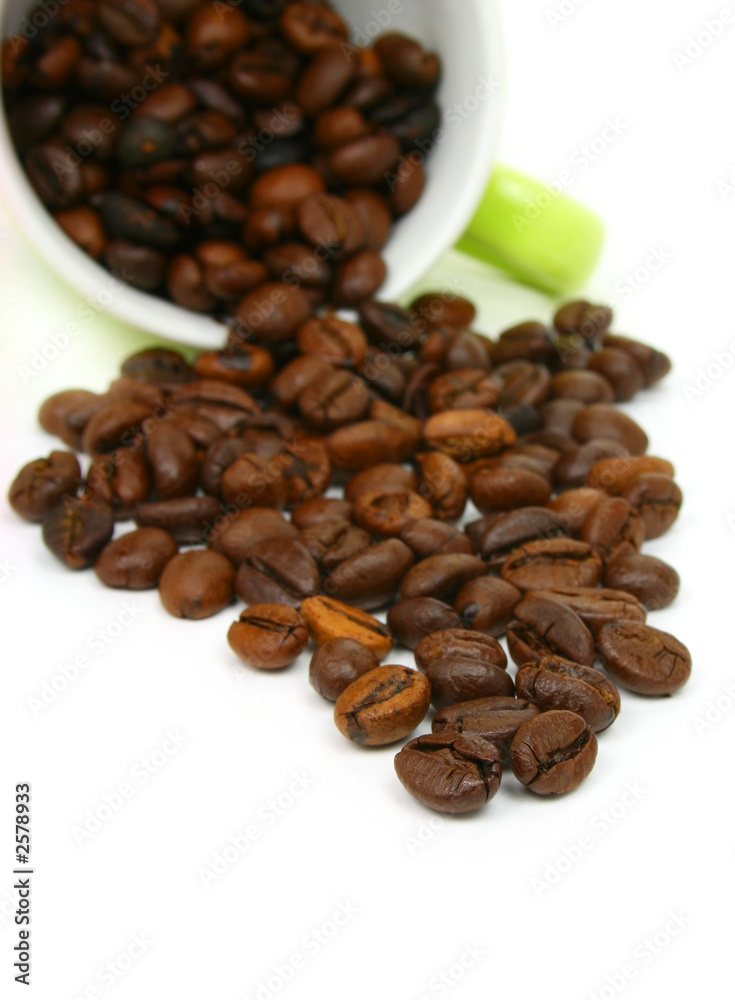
1;2;733;998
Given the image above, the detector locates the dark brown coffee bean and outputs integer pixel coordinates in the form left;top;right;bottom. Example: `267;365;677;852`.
352;489;433;537
298;368;370;430
415;629;507;671
579;496;645;559
297;316;366;368
493;361;551;409
42;497;114;570
94;527;178;589
297;193;365;258
333;250;387;306
38;389;107;451
291;497;353;529
344;463;417;502
587;347;644;402
553;300;612;347
586;455;675;495
167;254;217;313
309;637;380;701
432;696;540;753
249;164;324;214
550;369;615;404
540;398;586;434
80;401;152;455
387;597;463;650
235;282;313;343
553;438;628;491
334;665;431;746
299;519;370;572
324;538;415;610
596;621;691;696
9;451;81;522
399;518;474;558
528;587;647;633
301;595;392;657
99;0;160;46
159;549;234;619
399;553;486;602
279;2;348;53
209;507;298;564
345;189;393;251
99;193;181;249
507;595;596;668
221;453;289;510
454;577;522;637
105;240;167;291
469;465;552;514
146;422;199;500
603;334;672;387
491;321;555;365
501;539;603;591
314;106;369;149
510;710;598;795
85;448;151;518
296;45;356;116
54;206;106;259
228;603;308;669
572;404;648;455
603;546;680;610
516;656;621;733
620;473;682;540
135;496;222;544
414;451;468;521
327;131;401;186
395;734;502;814
423;409;517;462
466;507;569;570
417;633;512;710
235;537;320;606
410;292;476;331
358;299;421;350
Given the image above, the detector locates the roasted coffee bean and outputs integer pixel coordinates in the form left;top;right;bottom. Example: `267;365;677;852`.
352;489;433;537
298;368;370;430
94;527;178;589
432;696;540;754
235;283;313;344
492;321;555;365
334;665;431;746
466;507;569;570
515;656;621;733
235;537;320;606
299;519;369;572
280;2;348;52
603;545;680;610
399;518;474;558
209;507;298;564
553;300;612;347
398;553;486;602
469;465;551;514
546;487;606;533
324;538;415;610
186;4;249;68
135;496;223;544
194;347;275;390
333;250;388;305
506;595;596;667
387;597;463;649
528;587;646;633
228;603;308;669
502;538;603;591
309;637;380;701
414;451;468;521
395;734;502;814
454;577;522;637
553;438;628;491
54;206;106;259
297;193;365;258
85;448;151;518
221;453;289;510
572;404;648;455
146;422;199;500
587;347;644;402
427;369;501;413
297;316;366;368
301;595;392;657
550;369;615;404
291;497;353;529
423;409;516;461
494;361;551;409
415;629;512;710
620;473;682;540
510;710;598;795
540;398;586;434
586;455;675;495
358;299;420;350
345;189;393;252
603;334;672;387
99;193;181;249
596;621;691;696
328;420;415;469
579;496;645;559
80;400;152;454
105;240;167;290
9;451;81;522
42;496;115;570
270;355;332;409
98;0;160;46
159;549;234;619
37;389;107;451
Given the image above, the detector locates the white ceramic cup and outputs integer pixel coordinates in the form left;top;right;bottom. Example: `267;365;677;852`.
0;0;503;347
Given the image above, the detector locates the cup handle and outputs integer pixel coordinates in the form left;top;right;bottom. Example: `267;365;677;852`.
454;164;605;296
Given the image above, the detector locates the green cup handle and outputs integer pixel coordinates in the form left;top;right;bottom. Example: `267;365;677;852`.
455;164;605;296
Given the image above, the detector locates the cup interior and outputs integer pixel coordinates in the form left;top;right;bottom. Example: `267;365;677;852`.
0;0;502;347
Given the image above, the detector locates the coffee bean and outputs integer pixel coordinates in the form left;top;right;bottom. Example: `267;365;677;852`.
99;193;181;250
387;597;463;649
327;131;401;186
291;497;353;529
99;0;160;46
299;519;369;572
95;527;178;589
344;463;418;502
309;637;379;701
135;496;223;544
301;595;392;657
553;300;612;347
221;453;289;510
588;347;644;402
414;451;468;521
146;423;199;500
334;665;431;746
501;538;603;591
572;404;648;455
328;419;415;469
466;507;569;570
510;710;598;795
603;545;680;611
325;538;415;610
507;595;596;667
209;507;298;564
54;206;106;259
159;549;235;619
398;553;486;602
228;603;308;669
620;473;682;540
8;451;81;522
546;487;606;533
280;2;348;53
85;448;151;518
395;734;502;814
603;334;671;387
596;621;691;696
352;489;433;537
579;495;645;560
297;193;365;258
415;629;511;709
550;370;614;404
515;656;621;733
235;283;313;344
42;497;114;570
80;400;152;455
423;409;517;461
298;369;370;430
586;455;675;495
399;518;474;559
432;696;540;753
454;577;522;637
235;537;320;606
297;316;367;368
333;250;388;305
527;586;646;633
470;465;551;514
410;292;476;331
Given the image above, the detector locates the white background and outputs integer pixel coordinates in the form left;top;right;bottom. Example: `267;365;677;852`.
1;1;734;998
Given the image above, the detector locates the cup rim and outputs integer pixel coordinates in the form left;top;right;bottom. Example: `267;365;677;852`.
0;0;503;348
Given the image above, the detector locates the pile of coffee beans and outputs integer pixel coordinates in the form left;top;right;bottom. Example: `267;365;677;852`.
2;0;441;322
8;293;691;814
